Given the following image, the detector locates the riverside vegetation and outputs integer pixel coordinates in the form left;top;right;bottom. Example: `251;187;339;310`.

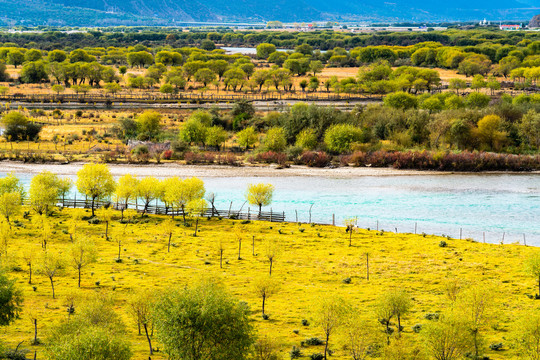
0;165;538;359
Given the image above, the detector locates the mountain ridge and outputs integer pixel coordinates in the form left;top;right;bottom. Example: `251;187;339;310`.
0;0;537;26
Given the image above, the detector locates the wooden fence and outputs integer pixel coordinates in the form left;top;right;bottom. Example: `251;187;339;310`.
0;92;382;105
56;198;286;222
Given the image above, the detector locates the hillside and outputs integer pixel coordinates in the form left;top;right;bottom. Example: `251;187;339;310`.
0;0;537;25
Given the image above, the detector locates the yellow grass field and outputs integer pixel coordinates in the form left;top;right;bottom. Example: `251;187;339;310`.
0;207;537;359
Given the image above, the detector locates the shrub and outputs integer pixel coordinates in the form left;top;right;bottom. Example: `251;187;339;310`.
413;324;423;333
310;354;324;360
301;319;309;326
489;343;503;351
304;337;324;346
439;241;447;247
324;124;364;154
342;277;352;284
424;313;440;320
300;151;332;167
290;346;302;359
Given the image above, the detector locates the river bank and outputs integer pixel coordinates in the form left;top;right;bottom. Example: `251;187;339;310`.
0;161;538;178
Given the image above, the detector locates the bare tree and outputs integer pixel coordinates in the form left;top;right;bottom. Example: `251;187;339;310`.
253;276;280;317
128;289;155;355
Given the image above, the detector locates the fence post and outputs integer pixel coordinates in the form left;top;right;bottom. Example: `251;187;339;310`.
460;228;462;240
377;220;379;231
248;208;250;220
270;208;273;222
483;232;485;243
524;234;527;246
414;222;417;234
332;214;335;226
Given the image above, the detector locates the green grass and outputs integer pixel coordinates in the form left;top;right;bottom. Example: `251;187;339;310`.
0;207;537;359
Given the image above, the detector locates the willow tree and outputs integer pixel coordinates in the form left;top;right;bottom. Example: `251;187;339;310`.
163;177;205;224
29;171;62;215
76;163;116;216
69;237;97;288
136;177;162;215
245;183;274;216
114;174;139;219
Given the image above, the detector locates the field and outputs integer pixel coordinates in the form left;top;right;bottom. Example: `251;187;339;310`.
0;206;537;359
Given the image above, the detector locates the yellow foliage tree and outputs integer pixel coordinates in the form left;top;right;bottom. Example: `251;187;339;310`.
186;198;207;236
245;183;274;215
114;174;139;219
136;177;162;215
69;237;97;288
76;163;116;216
29;171;62;215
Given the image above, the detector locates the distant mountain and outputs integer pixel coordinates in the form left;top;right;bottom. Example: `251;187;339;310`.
0;0;538;26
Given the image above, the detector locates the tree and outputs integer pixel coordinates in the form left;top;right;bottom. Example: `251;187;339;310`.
253;336;281;360
253;276;280;317
136;110;162;140
179;117;208;146
344;218;356;246
128;289;154;355
194;68;216;87
344;315;382;360
6;49;24;68
162;219;176;252
387;289;412;334
448;78;467;94
245;183;274;215
237;126;258;150
422;314;472;360
264;127;287;152
0;270;22;326
324;124;364;154
163;177;205;224
296;128;318;150
136;177;161;215
105;82;122;94
186;198;207;236
38;251;63;299
1;111;42;141
114;174;139;219
518;110;540;149
76;163;116;216
153;278;254;360
526;253;540;296
48;49;67;63
477;114;506;151
513;312;540;360
264;238;279;276
465;92;490;109
315;296;348;360
47;326;132;360
52;84;65;95
20;60;48;83
206;126;228;150
69;237;97;288
256;43;277;59
456;284;493;359
29;171;61;215
97;207;115;239
0;192;20;226
310;60;324;76
384;91;418;110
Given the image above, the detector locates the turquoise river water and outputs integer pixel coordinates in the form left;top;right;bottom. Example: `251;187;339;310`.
3;172;539;246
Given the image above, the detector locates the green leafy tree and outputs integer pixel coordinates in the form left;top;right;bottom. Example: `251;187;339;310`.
384;91;418;110
263;127;287;152
324;124;363;154
256;43;277;59
237;126;258;150
153;278;254;360
0;270;22;326
29;171;62;215
136;110;162;140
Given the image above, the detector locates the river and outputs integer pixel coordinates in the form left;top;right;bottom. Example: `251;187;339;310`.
2;167;538;246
